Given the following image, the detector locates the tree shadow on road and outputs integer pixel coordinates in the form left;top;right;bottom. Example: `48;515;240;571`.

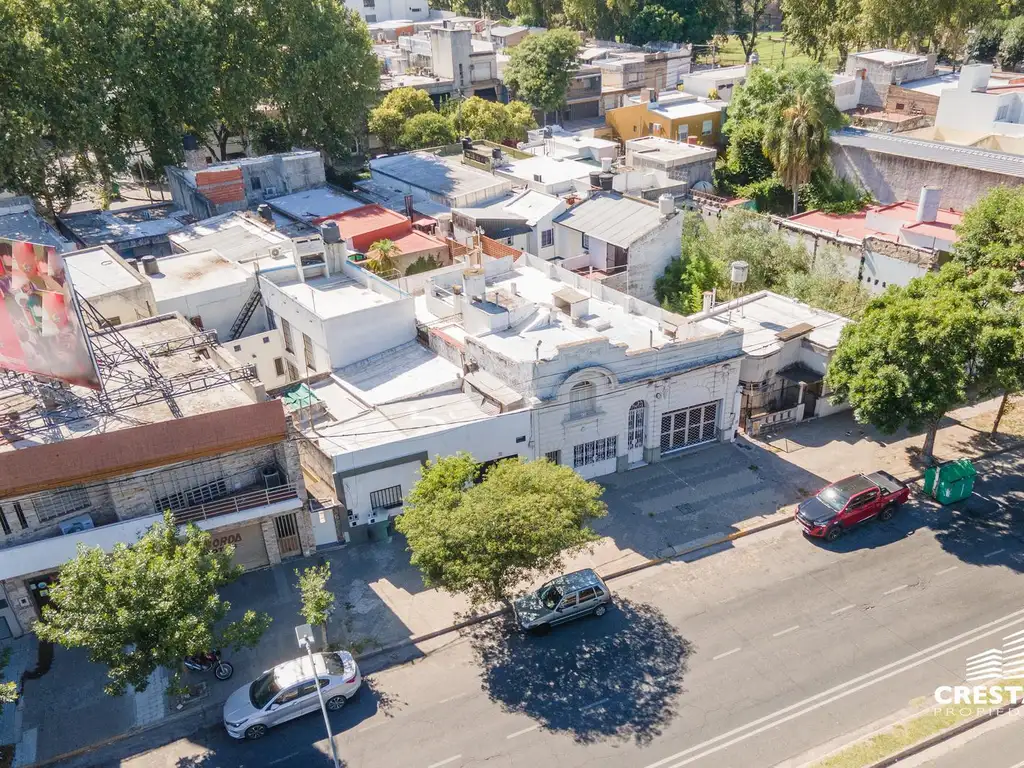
470;599;693;745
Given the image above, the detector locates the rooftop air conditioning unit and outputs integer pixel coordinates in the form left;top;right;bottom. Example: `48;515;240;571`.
269;246;285;258
264;186;278;197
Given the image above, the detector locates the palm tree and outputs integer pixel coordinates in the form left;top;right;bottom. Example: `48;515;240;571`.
762;93;830;215
365;239;399;278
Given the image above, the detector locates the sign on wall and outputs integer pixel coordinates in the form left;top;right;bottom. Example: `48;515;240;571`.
0;238;101;390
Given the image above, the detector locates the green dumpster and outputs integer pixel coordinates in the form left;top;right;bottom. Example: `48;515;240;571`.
925;459;977;505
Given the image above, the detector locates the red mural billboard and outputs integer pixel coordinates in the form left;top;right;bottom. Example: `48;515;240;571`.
0;238;102;390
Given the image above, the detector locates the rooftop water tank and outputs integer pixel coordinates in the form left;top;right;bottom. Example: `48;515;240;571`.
658;193;674;215
320;220;341;244
730;260;749;285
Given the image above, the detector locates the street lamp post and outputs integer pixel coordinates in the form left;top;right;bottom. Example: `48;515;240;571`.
295;623;341;768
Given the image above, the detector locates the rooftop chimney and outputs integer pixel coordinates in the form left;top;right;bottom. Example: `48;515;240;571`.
917;186;941;223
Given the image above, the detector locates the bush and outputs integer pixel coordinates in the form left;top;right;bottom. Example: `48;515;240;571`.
801;166;873;214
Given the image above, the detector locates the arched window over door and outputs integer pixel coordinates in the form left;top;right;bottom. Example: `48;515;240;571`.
627;400;646;451
569;381;596;419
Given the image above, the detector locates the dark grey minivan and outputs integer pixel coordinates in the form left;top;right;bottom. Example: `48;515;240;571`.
514;568;612;632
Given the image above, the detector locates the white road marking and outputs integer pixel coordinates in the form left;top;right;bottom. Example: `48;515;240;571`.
883;584;909;596
831;604;856;615
773;625;800;637
436;693;467;704
267;753;301;766
428;756;462;768
1006;628;1024;641
640;607;1024;768
985;549;1006;559
934;566;959;576
581;697;610;712
1008;759;1024;768
712;647;742;660
506;725;540;739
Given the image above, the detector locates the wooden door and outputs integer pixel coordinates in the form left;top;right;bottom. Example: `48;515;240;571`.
274;513;301;558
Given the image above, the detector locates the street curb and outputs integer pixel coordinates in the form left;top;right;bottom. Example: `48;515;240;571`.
865;698;1024;768
22;440;1024;768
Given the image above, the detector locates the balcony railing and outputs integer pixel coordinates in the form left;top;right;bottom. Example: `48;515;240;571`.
172;483;300;525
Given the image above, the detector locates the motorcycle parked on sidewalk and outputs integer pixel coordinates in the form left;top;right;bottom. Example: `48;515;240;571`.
184;650;234;681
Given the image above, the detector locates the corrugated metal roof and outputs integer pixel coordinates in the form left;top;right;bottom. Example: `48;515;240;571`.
554;193;667;248
832;128;1024;178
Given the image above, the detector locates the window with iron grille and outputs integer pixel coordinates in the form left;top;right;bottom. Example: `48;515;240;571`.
569;381;596;419
659;401;719;453
302;333;315;371
545;450;561;465
34;487;90;523
13;502;26;529
281;317;294;353
0;508;10;536
541;229;554;248
573;436;617;468
274;358;285;377
287;361;300;382
370;485;403;510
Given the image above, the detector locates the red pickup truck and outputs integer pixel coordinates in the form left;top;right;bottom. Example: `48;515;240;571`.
796;471;910;542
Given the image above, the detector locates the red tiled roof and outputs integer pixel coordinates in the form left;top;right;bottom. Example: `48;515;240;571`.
392;230;446;254
0;400;287;497
314;204;408;236
788;209;892;241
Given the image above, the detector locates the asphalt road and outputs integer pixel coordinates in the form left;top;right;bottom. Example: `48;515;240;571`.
88;450;1024;768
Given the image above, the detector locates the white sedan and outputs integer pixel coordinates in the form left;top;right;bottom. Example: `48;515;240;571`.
223;651;361;740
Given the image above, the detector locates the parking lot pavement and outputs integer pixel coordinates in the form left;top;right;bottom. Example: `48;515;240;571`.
596;439;826;559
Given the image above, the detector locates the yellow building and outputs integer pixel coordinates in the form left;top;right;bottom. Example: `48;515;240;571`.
605;89;724;147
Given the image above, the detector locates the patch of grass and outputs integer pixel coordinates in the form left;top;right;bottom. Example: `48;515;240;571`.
708;32;839;70
812;681;1024;768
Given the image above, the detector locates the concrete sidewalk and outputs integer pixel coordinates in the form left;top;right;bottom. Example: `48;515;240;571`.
13;396;1019;767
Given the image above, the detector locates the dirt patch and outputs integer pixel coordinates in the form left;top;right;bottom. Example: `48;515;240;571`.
966;396;1024;439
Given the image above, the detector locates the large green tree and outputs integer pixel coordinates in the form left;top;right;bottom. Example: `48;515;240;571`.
369;87;437;151
503;28;581;120
953;185;1024;283
780;0;861;63
35;513;271;696
655;213;726;313
825;265;1022;461
201;0;274;161
454;97;538;143
762;92;832;215
272;0;380;159
396;454;607;607
400;112;459;149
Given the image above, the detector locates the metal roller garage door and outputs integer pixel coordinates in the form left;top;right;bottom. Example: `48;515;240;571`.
660;400;720;454
210;523;270;570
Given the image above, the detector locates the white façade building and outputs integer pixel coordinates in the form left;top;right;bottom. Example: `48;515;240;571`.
283;237;743;543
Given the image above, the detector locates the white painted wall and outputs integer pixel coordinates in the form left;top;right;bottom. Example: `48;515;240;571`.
344;0;430;23
858;247;933;293
335;409;533;522
260;275;417;373
89;283;157;326
229;328;289;389
622;214;683;303
154;272;260;342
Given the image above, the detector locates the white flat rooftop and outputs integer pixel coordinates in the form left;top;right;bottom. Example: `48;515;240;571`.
149;249;251;301
267;186;364;222
310;379;493;454
425;263;688;361
650;99;722;120
626;136;717;163
498;155;596;186
277;274;393;319
65;247;146;298
854;49;928;65
371;153;510;199
169;212;291;264
334;341;463;405
699;292;849;357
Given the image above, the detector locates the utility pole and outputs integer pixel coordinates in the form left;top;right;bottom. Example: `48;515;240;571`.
295;624;340;768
